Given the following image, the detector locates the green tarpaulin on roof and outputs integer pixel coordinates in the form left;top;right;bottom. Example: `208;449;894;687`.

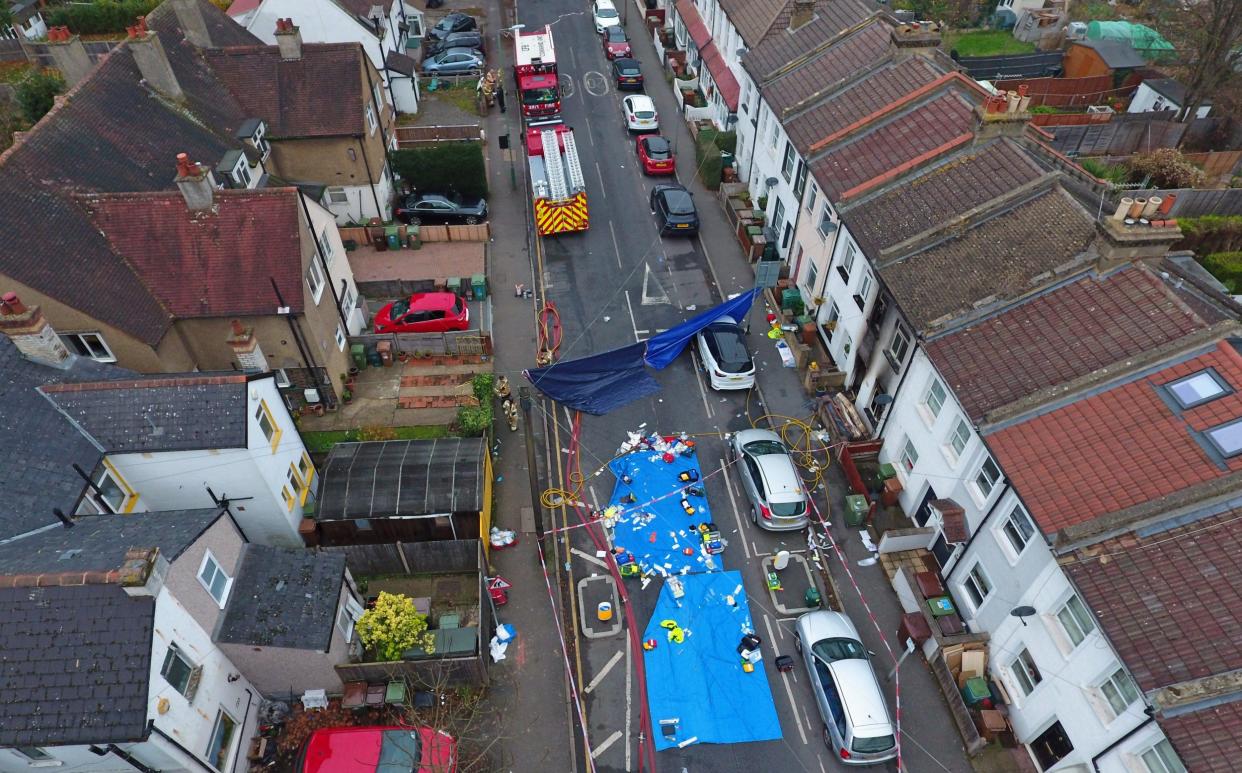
1087;21;1175;60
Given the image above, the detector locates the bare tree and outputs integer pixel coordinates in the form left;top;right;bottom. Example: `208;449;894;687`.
390;665;508;773
1157;0;1242;122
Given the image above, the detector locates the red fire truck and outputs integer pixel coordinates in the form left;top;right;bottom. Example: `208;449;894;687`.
514;24;560;120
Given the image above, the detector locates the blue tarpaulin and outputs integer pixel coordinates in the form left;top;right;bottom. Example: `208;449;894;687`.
643;571;783;750
608;447;720;576
524;289;759;414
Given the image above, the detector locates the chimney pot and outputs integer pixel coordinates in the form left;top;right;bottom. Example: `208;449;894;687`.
231;318;245;336
1157;193;1176;215
2;292;27;315
174;153;214;211
275;17;303;60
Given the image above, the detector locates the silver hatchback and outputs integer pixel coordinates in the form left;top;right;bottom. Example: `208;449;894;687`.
729;428;809;531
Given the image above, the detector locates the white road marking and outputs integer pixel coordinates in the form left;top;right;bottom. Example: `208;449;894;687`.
596;162;607;199
609;221;623;270
623;291;641;343
590;730;623;760
775;647;809;746
801;704;817;738
583;649;625;694
719;457;753;559
818;755;827;773
571;547;609;569
589;485;601;510
692;351;714;418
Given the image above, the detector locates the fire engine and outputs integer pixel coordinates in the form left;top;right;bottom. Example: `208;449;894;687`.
526;125;588;236
514;24;560;120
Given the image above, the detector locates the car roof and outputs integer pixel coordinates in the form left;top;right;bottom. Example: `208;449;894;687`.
754;453;804;501
734;427;780;446
643;136;671;151
798;610;861;641
614;57;638;66
827;659;893;734
407;292;459;310
440;47;481;56
595;0;616;7
626;94;655;108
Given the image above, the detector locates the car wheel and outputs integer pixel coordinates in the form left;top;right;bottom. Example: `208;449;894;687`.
408;216;421;226
751;507;758;525
823;726;833;749
465;216;479;225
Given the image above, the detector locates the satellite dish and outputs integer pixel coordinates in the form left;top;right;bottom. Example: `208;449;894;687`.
1011;606;1037;626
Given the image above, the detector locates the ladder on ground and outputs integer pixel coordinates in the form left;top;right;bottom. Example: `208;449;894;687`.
562;130;586;194
541;129;569;201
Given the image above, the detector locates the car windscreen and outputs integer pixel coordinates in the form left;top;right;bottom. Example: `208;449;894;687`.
522;88;559;104
605;27;626;41
743;439;786;456
812;637;868;663
596;7;618;17
377;730;421;773
644;137;671;159
616;63;641;75
852;734;896;754
389;299;411;318
704;324;750;372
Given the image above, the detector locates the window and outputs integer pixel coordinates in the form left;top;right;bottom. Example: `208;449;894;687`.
781;141;795;181
824;301;839;337
1098;666;1140;719
60;332;116;362
793;160;808;199
160;644;201;698
282;484;296;511
782;222;792;250
275;368;291;388
89;463;137;514
327;187;349;204
335;324;347;351
858;272;872;301
805;261;819;299
922;378;947;422
254;400;281;452
12;748;52;762
1056;594;1096;647
838;242;855;281
1010;648;1042;696
961;562;992;608
1206;418;1242;458
1167;370;1228;408
337;595;364;642
885;324;911;370
306;259;326;303
251;123;270;161
206;710;237;770
818;202;835;237
197;551;232;607
947;418;971;459
365;103;377;134
899;437;919;472
773;199;787;237
972;457;1002;501
231;157;251;188
373;82;384;112
317;227;336;264
806;181;818;214
1000;504;1036;556
1141;740;1187;773
297;452;315;489
768;114;779;149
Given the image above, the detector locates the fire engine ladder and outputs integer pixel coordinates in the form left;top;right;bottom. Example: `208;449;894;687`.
562;130;586;195
540;129;569;201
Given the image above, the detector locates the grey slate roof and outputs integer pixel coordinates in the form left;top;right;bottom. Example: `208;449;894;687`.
216;545;347;650
318;438;486;520
0;509;224;576
1079;39;1145;69
40;374;251;453
0;583;154;747
0;337;133;542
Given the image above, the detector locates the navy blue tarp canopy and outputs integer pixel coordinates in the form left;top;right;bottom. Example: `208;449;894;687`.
525;289;759;414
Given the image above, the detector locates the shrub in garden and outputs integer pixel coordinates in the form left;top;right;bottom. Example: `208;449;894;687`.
355;591;434;661
391;142;487;200
1128;148;1207;189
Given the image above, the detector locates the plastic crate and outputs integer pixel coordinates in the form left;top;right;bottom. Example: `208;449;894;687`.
961;676;991;707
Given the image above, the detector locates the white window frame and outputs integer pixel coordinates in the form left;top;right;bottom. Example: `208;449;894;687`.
1009;648;1042;696
306;258;326;303
971;456;1002;505
197;550;233;607
160;643;200;699
1165;369;1228;408
805;260;819;301
772;197;786;237
275;368;292;388
60;331;116;362
920;378;947;425
1056;593;1096;649
1095;665;1141;721
373;82;384;113
336;595;365;642
886;324;911;370
206;708;238;771
251;122;271;161
817;201;834;238
899;437;919;473
961;562;993;609
824;300;840;339
365;103;377;134
232;156;251;188
806;181;818;214
945;417;971;464
327;187;349;204
1140;739;1187;773
335;325;348;351
839;241;856;281
317;227;336;265
856;272;873;306
781;141;795;181
11;747;54;763
997;503;1036;561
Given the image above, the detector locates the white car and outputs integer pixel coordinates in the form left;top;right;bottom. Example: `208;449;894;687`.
695;315;754;390
622;94;659;132
593;0;621;33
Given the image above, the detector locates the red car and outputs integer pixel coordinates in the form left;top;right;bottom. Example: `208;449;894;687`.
636;135;675;175
299;726;456;773
373;292;469;334
602;26;631;59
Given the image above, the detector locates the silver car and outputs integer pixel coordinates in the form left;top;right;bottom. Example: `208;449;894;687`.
728;428;809;531
422;47;484;75
795;611;898;765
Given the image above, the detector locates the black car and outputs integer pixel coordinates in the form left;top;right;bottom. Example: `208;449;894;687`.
612;57;644;90
650;184;698;236
426;31;485;57
395;193;488;225
428;12;476;42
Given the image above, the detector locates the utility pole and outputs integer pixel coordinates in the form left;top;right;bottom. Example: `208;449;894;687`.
519;387;547;545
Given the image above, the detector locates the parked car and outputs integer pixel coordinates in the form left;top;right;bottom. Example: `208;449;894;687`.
622;93;658;132
395;193;487;225
299;725;457;773
602;26;631;58
374;292;470;334
426;30;484;57
421;47;484;75
636;134;674;175
612;57;643;90
795;611;897;765
649;183;697;235
727;429;811;529
592;0;621;33
428;12;476;41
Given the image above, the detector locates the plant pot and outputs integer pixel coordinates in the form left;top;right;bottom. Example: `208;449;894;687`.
348;366;360;377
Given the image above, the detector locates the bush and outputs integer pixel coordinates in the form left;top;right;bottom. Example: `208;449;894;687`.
43;0;161;35
1200;252;1242;293
693;127;723;190
1178;215;1242;255
15;70;64;124
456;404;491;436
471;373;495;403
355;592;434;661
714;130;737;154
1128;148;1207;190
1079;157;1128;185
355;425;399;442
391;142;487;201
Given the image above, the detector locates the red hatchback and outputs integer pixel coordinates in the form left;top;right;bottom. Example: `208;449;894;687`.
374;293;469;334
636;135;675;175
602;26;631;58
299;726;456;773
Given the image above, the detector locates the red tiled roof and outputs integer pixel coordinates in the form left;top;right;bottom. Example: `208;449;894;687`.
674;0;712;50
1158;699;1242;772
760;20;894;116
699;43;740;112
1064;508;1242;694
988;342;1242;536
80;188;306;319
927;267;1214;422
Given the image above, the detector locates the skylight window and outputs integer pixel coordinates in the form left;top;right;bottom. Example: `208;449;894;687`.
1207;419;1242;458
1167;370;1229;409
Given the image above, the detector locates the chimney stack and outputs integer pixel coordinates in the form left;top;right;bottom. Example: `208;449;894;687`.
973;87;1031;143
46;26;94;87
788;0;815;32
1094;215;1184;272
127;16;184;100
168;0;212;49
0;292;72;367
892;21;943;54
274;18;302;61
227;318;270;372
174;153;215;211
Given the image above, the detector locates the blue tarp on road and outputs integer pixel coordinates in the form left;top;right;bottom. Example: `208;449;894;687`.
608;448;720;576
643;288;760;369
643;571;783;750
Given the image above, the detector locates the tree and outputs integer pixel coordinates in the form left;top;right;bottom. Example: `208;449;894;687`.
355;591;435;661
15;70;65;125
1155;0;1242;122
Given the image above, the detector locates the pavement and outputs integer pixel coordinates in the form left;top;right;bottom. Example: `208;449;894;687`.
474;0;984;770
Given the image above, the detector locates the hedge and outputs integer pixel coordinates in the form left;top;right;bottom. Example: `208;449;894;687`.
1176;215;1242;256
391;142;487;200
694;127;722;190
44;0;161;35
1200;252;1242;294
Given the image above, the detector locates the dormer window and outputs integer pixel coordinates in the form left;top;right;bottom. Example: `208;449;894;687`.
236;118;271;162
231;155;252;188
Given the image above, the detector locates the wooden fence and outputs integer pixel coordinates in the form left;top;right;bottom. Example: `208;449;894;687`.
1127;187;1242;217
317;539;482;576
394;123;483;148
349;320;493;357
340;222;489;245
995;74;1120;108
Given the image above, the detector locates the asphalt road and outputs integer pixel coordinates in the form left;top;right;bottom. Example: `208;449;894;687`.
504;1;978;772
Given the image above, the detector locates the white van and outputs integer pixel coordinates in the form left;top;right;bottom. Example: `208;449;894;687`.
795;611;898;765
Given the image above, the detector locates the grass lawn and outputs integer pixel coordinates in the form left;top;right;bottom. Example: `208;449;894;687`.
302;424;450;453
425;81;482;116
942;30;1036;57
